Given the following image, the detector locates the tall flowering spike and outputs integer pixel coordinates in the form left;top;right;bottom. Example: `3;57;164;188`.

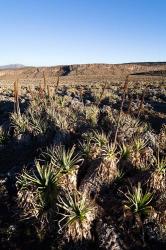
98;81;107;105
39;81;44;99
43;71;47;92
123;74;129;93
28;85;34;100
55;76;60;93
137;88;146;119
14;79;20;114
114;74;130;144
47;85;50;98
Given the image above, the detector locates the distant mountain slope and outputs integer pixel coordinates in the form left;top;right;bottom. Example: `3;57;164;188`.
0;62;166;83
0;64;25;69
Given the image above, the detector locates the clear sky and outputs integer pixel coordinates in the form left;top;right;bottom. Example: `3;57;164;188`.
0;0;165;66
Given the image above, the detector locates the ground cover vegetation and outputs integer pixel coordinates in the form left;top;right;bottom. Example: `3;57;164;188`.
0;76;165;249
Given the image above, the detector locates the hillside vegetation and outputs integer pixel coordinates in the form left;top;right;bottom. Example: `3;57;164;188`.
0;76;165;249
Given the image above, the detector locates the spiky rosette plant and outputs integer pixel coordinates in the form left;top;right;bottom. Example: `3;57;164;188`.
100;143;118;181
122;182;153;217
56;95;68;108
57;190;96;241
79;143;118;195
93;130;110;148
149;155;166;194
46;104;76;143
90;130;110;159
0;127;9;145
158;124;166;151
53;112;69;131
119;143;132;170
79;138;93;160
17;161;58;234
131;138;151;169
47;145;83;190
115;168;125;183
120;143;131;160
84;105;99;127
114;112;142;142
10;112;29;135
28;109;49;136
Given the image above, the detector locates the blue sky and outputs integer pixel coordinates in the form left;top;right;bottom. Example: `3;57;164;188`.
0;0;165;66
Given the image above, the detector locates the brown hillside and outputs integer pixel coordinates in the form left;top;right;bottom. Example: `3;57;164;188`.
0;63;166;85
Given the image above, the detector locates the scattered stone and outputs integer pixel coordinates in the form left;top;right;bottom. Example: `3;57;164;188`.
96;218;125;250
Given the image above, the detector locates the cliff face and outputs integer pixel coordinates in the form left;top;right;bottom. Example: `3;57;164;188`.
0;63;166;80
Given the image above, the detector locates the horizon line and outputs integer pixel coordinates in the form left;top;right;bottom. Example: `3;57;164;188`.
1;61;166;68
